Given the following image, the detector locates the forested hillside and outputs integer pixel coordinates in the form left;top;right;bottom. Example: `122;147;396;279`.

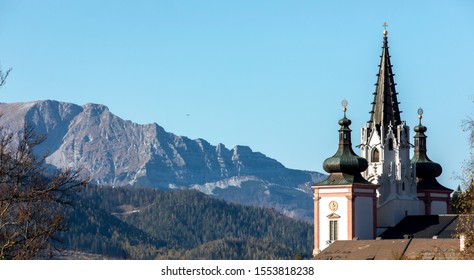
58;186;313;259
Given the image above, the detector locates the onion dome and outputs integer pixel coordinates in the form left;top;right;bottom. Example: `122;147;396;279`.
410;108;449;191
318;100;371;185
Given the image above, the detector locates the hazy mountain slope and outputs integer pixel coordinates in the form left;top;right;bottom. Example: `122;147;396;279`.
0;100;324;220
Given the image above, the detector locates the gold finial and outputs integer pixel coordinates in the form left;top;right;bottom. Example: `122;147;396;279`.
417;107;424;120
383;22;388;36
342;99;348;113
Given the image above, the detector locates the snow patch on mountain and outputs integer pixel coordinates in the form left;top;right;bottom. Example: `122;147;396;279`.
190;176;260;195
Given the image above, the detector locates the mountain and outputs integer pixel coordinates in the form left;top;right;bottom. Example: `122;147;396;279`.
58;186;314;260
0;100;324;221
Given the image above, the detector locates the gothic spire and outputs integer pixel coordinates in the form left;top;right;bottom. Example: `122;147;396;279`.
368;24;402;135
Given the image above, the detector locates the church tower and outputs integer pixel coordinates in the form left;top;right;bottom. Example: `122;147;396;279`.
313;100;378;256
411;108;452;215
359;25;423;230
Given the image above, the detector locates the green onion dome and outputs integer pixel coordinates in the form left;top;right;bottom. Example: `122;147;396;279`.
323;115;368;175
411;122;442;179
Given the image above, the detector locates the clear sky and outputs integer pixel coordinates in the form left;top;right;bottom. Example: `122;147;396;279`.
0;0;473;189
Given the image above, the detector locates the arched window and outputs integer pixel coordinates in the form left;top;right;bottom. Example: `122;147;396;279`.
388;138;393;150
371;148;380;162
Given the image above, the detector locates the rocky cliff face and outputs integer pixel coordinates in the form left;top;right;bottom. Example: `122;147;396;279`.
0;100;324;221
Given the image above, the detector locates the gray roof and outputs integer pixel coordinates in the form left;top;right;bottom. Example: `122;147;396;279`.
315;215;463;260
315;239;460;260
379;215;459;239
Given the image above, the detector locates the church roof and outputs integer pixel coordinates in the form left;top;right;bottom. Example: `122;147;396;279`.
317;172;372;186
379;215;459;239
368;28;402;135
416;179;453;192
314;239;460;260
315;214;463;260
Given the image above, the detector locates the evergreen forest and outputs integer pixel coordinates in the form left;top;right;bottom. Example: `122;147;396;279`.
57;186;313;260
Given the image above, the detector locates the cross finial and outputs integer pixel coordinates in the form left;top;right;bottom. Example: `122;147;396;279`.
342;99;348;115
417;107;424;124
383;22;388;37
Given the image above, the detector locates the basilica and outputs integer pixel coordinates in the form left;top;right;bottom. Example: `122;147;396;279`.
312;26;453;256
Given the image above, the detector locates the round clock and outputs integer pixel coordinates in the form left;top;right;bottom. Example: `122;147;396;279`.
329;201;338;212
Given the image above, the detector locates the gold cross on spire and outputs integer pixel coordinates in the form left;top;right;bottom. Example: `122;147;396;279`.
383;22;388;36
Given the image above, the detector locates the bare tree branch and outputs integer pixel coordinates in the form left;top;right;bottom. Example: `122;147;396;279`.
0;67;12;88
0;122;88;259
454;100;474;259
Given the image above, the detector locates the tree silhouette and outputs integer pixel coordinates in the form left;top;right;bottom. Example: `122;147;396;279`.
0;122;88;259
454;102;474;259
0;66;11;88
0;67;88;259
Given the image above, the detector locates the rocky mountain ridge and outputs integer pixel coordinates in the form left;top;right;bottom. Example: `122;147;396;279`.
0;100;324;221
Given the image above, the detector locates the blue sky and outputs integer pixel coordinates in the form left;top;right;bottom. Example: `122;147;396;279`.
0;0;473;189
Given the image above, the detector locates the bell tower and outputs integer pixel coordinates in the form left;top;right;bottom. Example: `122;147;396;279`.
313;100;377;256
359;24;423;230
411;108;452;215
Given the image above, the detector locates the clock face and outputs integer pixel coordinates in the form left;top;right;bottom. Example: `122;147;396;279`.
329;201;338;212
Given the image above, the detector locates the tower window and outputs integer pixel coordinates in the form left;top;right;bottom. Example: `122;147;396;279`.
371;149;380;162
388;138;393;150
329;220;338;241
402;182;405;191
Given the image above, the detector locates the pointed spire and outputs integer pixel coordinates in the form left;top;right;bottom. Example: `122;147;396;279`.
368;23;402;137
319;100;371;185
